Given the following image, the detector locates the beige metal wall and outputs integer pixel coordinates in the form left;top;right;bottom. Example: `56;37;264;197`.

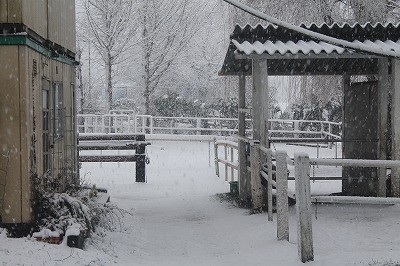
48;0;76;53
0;0;22;23
0;0;75;53
0;46;24;224
0;45;76;224
22;0;48;38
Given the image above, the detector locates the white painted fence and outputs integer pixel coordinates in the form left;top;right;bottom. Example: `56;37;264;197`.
214;140;238;182
257;146;400;263
215;136;400;263
77;111;342;140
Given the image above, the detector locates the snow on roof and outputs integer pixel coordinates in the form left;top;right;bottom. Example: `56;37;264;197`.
220;22;400;76
232;39;400;56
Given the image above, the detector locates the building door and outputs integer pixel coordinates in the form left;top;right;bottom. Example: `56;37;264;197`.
342;81;378;196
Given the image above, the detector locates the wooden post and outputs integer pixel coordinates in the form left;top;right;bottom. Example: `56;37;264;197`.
266;149;273;221
238;73;251;202
231;146;234;181
294;121;299;139
252;59;269;148
250;142;262;211
328;124;333;149
253;59;269;211
392;59;400;197
224;145;228;181
136;135;146;183
214;140;220;177
295;153;314;263
378;58;389;197
196;118;202;136
276;150;289;241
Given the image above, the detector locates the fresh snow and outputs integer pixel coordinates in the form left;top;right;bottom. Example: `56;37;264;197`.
1;141;400;265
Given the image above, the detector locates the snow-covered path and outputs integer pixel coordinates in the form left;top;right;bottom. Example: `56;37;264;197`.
81;141;400;266
2;141;400;265
82;141;301;265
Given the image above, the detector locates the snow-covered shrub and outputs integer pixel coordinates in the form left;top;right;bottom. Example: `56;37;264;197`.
32;183;131;247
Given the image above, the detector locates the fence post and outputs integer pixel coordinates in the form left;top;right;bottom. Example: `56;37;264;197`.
231;146;234;181
214;139;220;177
224;144;228;181
266;149;273;222
320;122;324;138
276;150;289;241
295;153;314;263
134;135;147;183
196;118;202;135
328;123;333;149
250;142;262;211
294;121;299;138
150;116;154;134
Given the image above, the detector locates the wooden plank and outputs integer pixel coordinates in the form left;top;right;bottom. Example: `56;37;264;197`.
391;59;400;197
78;134;145;141
214;142;220;177
78;143;149;151
238;73;251;203
378;58;389;197
250;143;262;211
252;59;269;147
295;153;314;263
79;155;140;163
276;150;289;241
311;196;400;205
266;149;273;221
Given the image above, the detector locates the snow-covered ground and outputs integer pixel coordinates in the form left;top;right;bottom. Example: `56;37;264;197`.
2;141;400;265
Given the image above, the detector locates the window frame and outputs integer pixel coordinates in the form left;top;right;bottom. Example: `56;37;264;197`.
53;82;64;140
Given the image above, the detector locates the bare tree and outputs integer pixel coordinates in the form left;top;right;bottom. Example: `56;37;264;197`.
84;0;137;111
138;0;206;114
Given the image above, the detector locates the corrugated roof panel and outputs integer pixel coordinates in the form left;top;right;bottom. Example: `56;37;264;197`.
232;39;400;57
232;39;350;56
220;23;400;76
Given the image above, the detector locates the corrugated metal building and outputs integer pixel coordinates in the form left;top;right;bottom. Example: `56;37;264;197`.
0;0;77;226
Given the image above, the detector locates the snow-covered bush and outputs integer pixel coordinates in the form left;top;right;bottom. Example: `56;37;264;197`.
31;183;131;247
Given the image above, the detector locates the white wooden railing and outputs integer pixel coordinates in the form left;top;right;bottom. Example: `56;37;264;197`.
215;136;400;262
77;111;342;140
214;140;238;182
252;142;400;263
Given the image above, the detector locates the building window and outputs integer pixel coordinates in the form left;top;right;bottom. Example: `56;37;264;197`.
54;83;64;139
43;79;51;172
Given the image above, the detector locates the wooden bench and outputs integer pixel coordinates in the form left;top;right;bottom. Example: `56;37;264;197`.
78;134;151;182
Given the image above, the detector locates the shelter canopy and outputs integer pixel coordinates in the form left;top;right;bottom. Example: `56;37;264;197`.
219;23;400;76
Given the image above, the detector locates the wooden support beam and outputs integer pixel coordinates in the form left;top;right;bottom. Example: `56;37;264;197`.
391;59;400;197
136;144;146;183
378;58;389;197
276;151;289;241
238;73;251;203
266;150;273;222
295;153;314;263
78;134;145;141
78;144;149;151
252;59;269;148
250;143;263;211
79;155;140;162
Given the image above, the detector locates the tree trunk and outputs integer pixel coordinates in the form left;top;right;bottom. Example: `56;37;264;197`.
142;3;152;115
107;52;113;112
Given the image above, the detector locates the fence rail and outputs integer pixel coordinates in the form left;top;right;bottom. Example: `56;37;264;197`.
215;135;400;263
77;111;342;140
